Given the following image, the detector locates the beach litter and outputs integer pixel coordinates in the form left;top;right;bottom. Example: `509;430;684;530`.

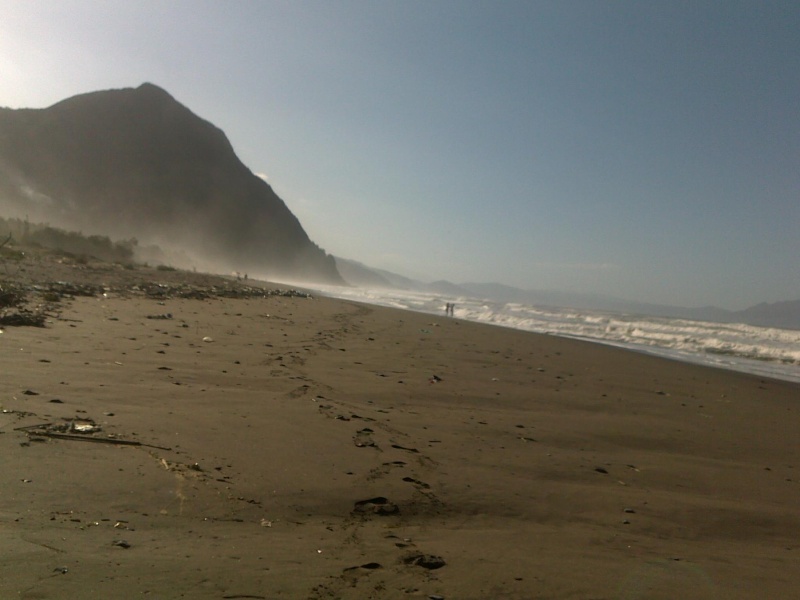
14;418;171;450
0;308;48;327
71;420;102;434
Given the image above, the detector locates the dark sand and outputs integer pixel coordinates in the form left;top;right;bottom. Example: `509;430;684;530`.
2;256;799;599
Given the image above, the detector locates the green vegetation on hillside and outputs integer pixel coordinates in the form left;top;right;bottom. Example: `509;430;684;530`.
0;216;137;263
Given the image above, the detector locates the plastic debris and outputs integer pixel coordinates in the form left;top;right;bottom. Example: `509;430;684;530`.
71;420;102;434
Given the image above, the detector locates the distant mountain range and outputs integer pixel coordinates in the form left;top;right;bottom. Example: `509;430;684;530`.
335;257;800;330
0;83;342;284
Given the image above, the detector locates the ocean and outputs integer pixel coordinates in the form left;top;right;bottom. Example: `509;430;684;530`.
307;284;800;384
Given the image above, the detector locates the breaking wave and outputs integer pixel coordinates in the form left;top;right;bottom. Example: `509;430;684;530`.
309;285;800;384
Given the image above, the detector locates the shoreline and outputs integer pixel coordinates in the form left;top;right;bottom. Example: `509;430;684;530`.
2;260;800;598
306;284;800;384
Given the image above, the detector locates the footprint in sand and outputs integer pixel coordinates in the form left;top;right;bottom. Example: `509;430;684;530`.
390;443;419;453
343;562;382;574
353;497;399;516
353;427;376;447
402;476;431;489
403;553;446;570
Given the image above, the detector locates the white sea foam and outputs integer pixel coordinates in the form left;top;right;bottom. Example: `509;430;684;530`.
308;285;800;383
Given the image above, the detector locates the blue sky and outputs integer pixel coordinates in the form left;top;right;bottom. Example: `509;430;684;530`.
1;0;797;309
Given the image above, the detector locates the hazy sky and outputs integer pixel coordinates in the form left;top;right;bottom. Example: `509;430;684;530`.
1;1;798;309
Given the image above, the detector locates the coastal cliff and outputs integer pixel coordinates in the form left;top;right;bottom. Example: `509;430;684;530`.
0;83;343;283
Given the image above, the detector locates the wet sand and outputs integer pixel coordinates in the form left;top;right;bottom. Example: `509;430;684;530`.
2;263;799;599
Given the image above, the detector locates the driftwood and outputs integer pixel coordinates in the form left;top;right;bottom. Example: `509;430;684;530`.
29;431;145;446
15;424;171;450
39;431;172;451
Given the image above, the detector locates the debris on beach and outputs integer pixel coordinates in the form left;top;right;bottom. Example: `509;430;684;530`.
0;282;56;327
137;282;310;301
71;420;102;434
44;281;105;298
14;418;171;450
0;308;47;327
1;258;312;330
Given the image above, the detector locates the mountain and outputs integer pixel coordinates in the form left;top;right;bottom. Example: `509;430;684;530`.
0;83;343;283
334;257;393;288
734;299;800;330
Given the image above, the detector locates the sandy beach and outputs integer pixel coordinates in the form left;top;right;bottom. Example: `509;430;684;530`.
2;257;799;599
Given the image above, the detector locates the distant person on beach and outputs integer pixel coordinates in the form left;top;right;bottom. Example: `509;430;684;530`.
449;303;455;316
444;303;451;316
